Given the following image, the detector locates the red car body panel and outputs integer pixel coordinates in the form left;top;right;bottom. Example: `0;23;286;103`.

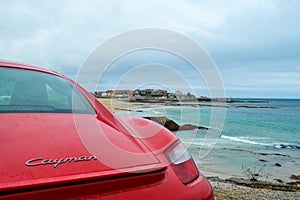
0;60;214;199
2;169;213;200
0;114;165;191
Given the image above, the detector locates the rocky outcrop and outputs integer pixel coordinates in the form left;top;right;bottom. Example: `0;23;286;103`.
143;116;208;131
179;124;208;130
276;144;300;149
143;116;179;131
235;105;277;109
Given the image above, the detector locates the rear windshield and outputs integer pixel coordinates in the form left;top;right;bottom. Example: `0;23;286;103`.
0;67;95;114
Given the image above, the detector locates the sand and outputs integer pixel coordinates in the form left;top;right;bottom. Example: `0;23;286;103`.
98;98;143;112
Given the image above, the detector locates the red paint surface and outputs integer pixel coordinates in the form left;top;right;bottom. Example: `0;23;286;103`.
0;61;213;199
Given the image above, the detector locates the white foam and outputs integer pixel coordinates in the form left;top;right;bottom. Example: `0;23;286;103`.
221;135;270;146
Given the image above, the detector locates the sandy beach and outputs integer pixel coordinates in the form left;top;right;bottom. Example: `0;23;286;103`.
98;98;300;199
98;98;144;112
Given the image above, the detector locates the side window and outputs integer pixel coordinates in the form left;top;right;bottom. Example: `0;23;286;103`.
0;80;14;105
0;67;95;114
72;89;95;112
46;84;70;109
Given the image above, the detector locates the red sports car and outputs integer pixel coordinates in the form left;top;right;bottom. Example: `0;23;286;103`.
0;60;214;200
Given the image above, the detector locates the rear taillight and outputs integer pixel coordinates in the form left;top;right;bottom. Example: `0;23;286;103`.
164;141;199;184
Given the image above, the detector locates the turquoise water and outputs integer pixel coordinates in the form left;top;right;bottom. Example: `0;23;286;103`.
222;99;300;147
117;99;300;182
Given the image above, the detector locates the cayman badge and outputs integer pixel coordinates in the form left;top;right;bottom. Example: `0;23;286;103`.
25;155;97;168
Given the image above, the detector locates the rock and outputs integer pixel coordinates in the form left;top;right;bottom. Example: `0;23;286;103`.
143;117;180;131
143;116;208;131
178;124;198;130
290;174;300;181
258;152;289;157
179;124;209;130
275;163;282;167
280;144;287;148
235;105;276;109
259;159;268;162
275;179;283;183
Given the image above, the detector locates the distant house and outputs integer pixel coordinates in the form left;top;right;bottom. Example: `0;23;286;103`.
145;89;154;93
134;89;141;95
113;90;131;98
174;90;183;99
105;90;114;97
168;93;176;99
94;91;102;98
158;89;167;94
174;90;196;100
101;92;109;97
140;89;154;96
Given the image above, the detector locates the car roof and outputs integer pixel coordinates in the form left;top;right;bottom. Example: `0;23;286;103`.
0;60;63;77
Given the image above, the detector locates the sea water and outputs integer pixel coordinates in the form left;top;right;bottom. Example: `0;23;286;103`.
117;99;300;182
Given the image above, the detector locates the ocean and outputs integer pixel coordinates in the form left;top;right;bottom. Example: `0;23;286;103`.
116;99;300;182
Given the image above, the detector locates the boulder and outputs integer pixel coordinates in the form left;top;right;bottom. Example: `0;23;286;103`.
143;117;179;131
275;163;282;167
179;124;209;130
259;159;268;162
143;116;208;131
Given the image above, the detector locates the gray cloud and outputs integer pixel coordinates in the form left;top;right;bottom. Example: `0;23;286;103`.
0;0;299;98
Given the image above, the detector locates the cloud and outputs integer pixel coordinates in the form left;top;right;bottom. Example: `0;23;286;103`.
0;0;299;97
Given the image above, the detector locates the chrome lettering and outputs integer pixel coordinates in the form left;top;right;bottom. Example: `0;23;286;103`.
53;158;66;168
25;157;44;166
64;157;77;162
88;155;97;160
25;155;97;168
77;156;87;161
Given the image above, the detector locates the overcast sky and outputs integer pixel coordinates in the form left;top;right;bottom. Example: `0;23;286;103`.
1;0;300;98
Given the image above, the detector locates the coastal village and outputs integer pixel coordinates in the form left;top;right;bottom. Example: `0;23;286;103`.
94;89;233;102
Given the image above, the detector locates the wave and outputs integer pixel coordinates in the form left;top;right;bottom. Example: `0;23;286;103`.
180;135;270;147
221;135;270;146
178;133;300;150
220;135;300;149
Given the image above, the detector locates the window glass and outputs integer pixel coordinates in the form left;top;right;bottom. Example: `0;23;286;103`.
0;79;14;105
0;67;95;114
